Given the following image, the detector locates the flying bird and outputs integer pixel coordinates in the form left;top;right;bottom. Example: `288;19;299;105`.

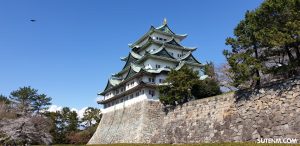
30;19;36;22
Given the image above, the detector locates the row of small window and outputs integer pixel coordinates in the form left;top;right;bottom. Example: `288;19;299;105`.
156;37;167;41
126;81;135;89
115;86;125;95
168;52;186;58
104;89;156;108
107;81;135;97
178;54;185;57
116;81;136;95
148;77;165;83
106;92;113;97
148;48;185;59
104;90;144;108
155;64;170;69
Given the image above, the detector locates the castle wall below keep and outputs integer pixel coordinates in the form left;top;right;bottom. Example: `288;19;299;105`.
88;78;300;144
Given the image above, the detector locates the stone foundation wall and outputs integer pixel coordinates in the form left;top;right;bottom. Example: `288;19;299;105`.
88;78;300;144
88;100;165;144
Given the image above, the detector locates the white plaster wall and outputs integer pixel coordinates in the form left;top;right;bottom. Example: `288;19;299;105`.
143;58;176;69
150;33;171;42
139;44;160;56
165;47;189;59
155;74;167;83
102;87;159;113
104;91;114;100
142;75;154;83
125;78;140;91
144;87;159;100
137;37;150;47
104;77;142;101
102;93;148;113
150;32;181;43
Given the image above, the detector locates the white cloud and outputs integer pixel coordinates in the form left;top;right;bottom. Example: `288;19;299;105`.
48;105;63;112
71;107;88;119
48;105;88;119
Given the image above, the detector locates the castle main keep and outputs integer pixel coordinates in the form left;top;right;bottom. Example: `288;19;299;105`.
97;19;202;113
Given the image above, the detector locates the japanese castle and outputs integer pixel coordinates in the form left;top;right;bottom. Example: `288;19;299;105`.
98;19;202;113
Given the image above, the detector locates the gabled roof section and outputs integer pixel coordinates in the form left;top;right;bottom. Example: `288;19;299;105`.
175;61;187;71
166;38;182;47
121;51;142;61
121;52;142;69
179;52;201;64
102;77;122;94
148;46;175;59
129;19;187;48
137;52;178;65
143;67;171;73
156;24;175;35
132;36;196;52
123;63;142;80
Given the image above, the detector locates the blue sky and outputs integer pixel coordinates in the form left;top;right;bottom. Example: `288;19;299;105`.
0;0;263;110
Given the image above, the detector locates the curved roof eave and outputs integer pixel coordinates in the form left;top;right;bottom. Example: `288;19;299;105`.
99;77;122;95
100;80;112;95
129;26;155;48
129;24;188;48
133;37;196;52
149;45;176;59
153;29;187;41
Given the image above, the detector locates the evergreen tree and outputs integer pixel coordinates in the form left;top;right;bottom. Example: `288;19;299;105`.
204;61;216;79
9;86;52;114
32;94;52;114
224;0;300;88
159;66;199;106
10;86;38;114
224;10;263;88
158;65;221;106
0;94;10;105
82;107;102;128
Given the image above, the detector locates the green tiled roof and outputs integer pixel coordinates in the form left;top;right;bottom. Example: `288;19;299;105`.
129;24;187;48
179;51;201;64
148;46;175;59
123;63;143;80
156;24;175;35
102;77;122;93
132;37;196;52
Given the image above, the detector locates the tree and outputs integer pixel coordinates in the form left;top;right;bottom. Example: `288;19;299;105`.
254;0;300;75
0;94;10;105
66;126;96;145
158;66;199;106
215;63;237;92
46;111;66;144
224;10;263;88
9;86;52;114
158;65;221;106
32;94;52;114
224;0;300;88
0;116;52;145
204;61;216;79
191;79;222;99
67;110;79;133
0;95;15;120
10;86;38;114
1;87;53;145
81;107;102;128
47;107;79;144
